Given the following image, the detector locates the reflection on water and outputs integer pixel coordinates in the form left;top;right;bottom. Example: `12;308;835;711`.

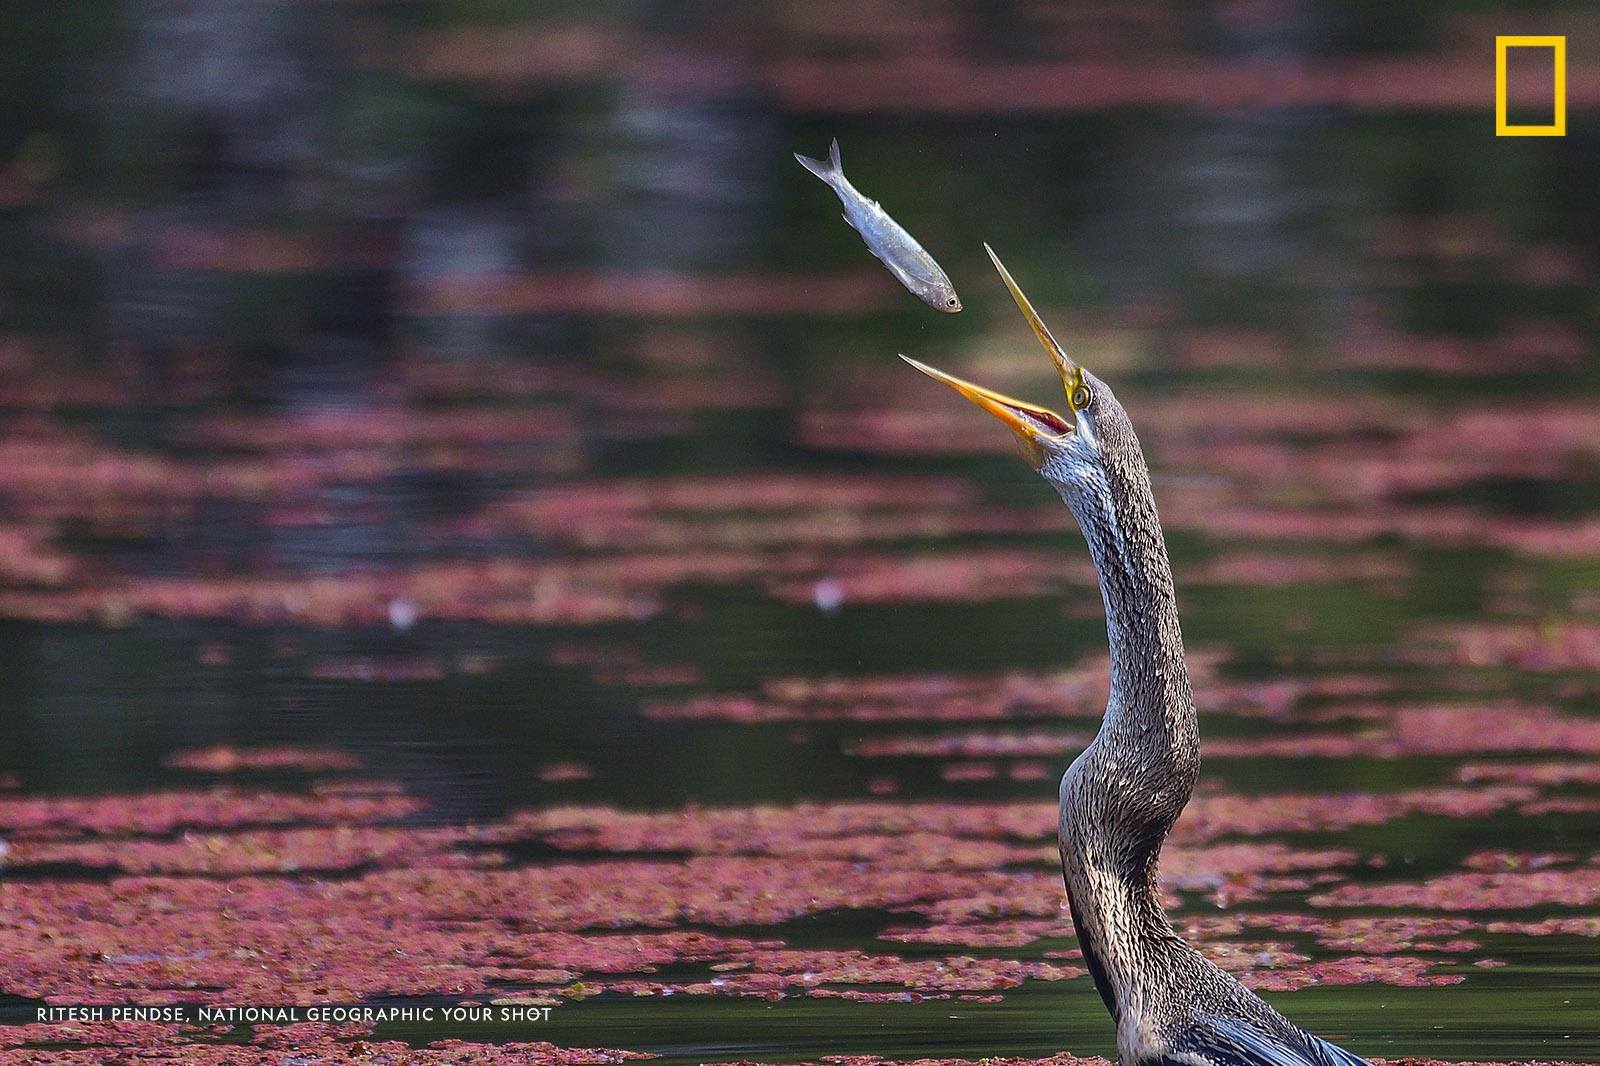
1;2;1598;1063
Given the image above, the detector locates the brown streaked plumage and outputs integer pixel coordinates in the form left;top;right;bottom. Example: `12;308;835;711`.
903;248;1372;1066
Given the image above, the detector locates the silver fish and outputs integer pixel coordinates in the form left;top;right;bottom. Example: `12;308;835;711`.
795;139;962;313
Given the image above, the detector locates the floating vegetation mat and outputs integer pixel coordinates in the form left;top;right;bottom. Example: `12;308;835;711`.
3;16;1599;1060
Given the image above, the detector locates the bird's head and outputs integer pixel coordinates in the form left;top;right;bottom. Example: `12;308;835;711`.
902;244;1137;503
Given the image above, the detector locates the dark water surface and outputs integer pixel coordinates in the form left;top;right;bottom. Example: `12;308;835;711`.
2;3;1599;1063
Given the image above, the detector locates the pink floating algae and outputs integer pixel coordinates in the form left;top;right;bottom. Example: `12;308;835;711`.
4;825;497;876
1183;551;1410;588
1205;704;1600;759
855;700;1600;766
0;787;422;837
165;746;365;774
0;1021;654;1064
0;23;1595;1064
645;651;1386;724
537;762;595;783
593;947;1083;999
4;774;1545;1009
1247;954;1464;992
0;558;669;628
764;549;1096;606
1312;868;1600;911
645;660;1122;723
546;643;703;687
0;719;1588;1029
722;1057;1109;1066
1181;914;1481;955
467;473;989;548
857;731;1090;758
1410;619;1600;671
0;359;1596;1038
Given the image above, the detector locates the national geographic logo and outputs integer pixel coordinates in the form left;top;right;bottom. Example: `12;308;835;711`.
1496;35;1567;136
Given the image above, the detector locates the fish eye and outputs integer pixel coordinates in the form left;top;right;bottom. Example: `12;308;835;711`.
946;298;958;307
1071;385;1092;410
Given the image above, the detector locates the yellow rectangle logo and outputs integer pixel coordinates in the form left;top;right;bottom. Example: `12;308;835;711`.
1496;35;1566;136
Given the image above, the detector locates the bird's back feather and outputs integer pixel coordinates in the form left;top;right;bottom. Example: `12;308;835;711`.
1156;1015;1371;1066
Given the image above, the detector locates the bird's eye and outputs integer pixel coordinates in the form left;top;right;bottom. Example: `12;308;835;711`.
1071;385;1092;410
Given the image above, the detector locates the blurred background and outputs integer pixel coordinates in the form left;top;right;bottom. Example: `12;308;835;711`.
1;1;1599;1063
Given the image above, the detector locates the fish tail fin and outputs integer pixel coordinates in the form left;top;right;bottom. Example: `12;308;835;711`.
794;138;844;186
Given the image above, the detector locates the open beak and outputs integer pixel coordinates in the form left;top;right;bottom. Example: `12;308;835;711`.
900;244;1085;468
899;355;1064;468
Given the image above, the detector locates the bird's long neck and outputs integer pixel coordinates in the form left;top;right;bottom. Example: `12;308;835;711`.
1077;468;1191;737
1054;435;1200;1027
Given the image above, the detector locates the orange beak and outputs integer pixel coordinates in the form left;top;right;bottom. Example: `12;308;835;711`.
899;354;1066;468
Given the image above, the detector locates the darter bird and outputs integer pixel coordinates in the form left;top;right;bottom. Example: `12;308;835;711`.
901;245;1372;1066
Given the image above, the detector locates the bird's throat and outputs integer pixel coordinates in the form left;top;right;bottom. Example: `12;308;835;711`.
1065;470;1192;735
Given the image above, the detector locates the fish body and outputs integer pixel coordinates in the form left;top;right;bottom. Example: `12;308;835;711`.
795;139;961;312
